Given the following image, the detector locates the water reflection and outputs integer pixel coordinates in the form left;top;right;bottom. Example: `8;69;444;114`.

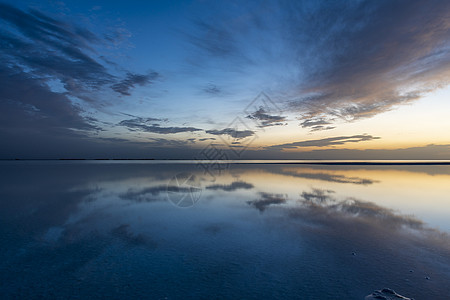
247;192;287;212
0;161;449;299
268;168;379;185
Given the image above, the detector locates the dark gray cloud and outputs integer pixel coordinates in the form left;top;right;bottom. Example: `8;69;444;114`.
148;138;196;147
266;134;380;150
0;3;165;158
119;117;202;134
198;137;216;141
120;117;163;124
0;3;108;143
112;72;159;96
299;118;335;132
0;3;107;89
206;128;255;139
300;118;331;128
0;64;98;139
310;125;336;132
139;125;202;134
206;181;254;192
247;192;286;212
246;107;287;128
0;3;156;97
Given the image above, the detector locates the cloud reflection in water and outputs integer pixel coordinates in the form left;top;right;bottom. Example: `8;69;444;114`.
0;162;449;299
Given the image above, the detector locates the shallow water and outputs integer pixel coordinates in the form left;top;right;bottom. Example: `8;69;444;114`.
0;161;449;299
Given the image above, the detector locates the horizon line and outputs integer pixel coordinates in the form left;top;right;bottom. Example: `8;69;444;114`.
2;158;450;165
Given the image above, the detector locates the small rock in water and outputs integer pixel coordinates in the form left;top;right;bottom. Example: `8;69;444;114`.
365;288;413;300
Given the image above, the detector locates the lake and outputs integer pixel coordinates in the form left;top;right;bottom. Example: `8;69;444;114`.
0;161;449;299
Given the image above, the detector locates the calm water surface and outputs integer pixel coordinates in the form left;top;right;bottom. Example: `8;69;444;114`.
0;161;449;299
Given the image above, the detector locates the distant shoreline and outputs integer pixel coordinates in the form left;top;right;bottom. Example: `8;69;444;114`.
1;159;450;165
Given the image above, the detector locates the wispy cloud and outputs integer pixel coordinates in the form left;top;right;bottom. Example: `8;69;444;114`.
112;72;160;96
148;138;196;147
299;118;335;132
285;0;450;124
118;117;202;134
202;83;222;95
246;107;287;128
266;134;380;150
206;128;255;139
198;137;216;141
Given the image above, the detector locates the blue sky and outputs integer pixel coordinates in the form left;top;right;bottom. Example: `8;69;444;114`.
1;0;450;159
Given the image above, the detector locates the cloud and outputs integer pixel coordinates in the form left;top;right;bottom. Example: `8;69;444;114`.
247;192;286;212
148;138;196;147
187;19;244;60
118;117;202;134
206;181;254;192
0;64;98;138
0;3;110;89
266;134;380;150
143;126;201;134
119;117;163;124
284;0;450;123
246;107;287;128
310;125;336;132
112;72;160;96
255;143;450;160
299;118;335;132
186;0;450;126
0;2;168;158
0;3;156;98
206;128;255;139
202;83;222;95
299;118;331;128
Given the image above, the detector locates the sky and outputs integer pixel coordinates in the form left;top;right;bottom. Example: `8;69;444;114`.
0;0;449;159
